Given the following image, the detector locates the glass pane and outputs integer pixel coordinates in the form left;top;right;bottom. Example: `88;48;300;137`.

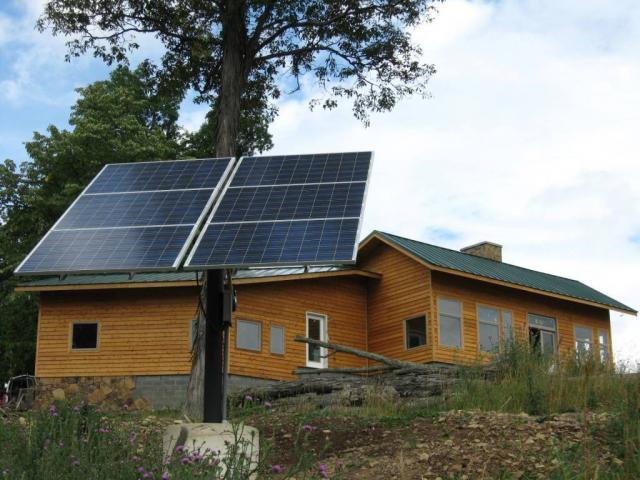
575;326;593;343
270;325;285;354
599;330;609;362
541;331;556;355
528;314;556;331
440;314;462;348
479;322;500;352
502;312;513;341
405;316;426;349
478;306;499;324
439;298;461;317
72;323;98;349
307;316;323;363
237;320;261;351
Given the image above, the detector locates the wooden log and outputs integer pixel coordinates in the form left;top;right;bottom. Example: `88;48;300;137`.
293;336;425;369
294;366;393;376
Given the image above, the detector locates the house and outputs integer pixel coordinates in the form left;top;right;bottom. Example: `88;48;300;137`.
17;231;636;409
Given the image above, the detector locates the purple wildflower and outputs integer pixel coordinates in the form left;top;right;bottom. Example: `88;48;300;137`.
180;457;190;465
72;460;80;467
49;404;58;417
270;464;285;473
73;405;81;413
318;463;329;478
244;394;253;402
190;453;203;462
58;442;64;449
264;401;272;408
98;427;110;433
162;472;170;480
175;445;184;453
302;424;315;432
136;466;145;474
131;456;141;463
123;403;129;411
143;473;152;479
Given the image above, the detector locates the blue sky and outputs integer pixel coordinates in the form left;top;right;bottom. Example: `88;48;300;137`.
2;0;640;361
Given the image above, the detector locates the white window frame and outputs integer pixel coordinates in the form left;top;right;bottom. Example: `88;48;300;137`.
270;324;286;355
598;329;610;363
528;313;557;355
404;314;428;350
70;321;100;351
305;312;328;368
236;319;262;352
438;297;463;349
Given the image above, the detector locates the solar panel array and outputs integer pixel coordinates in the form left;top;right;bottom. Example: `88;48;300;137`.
185;152;372;268
15;158;233;275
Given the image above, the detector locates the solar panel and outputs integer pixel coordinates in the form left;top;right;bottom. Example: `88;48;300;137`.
15;158;234;275
185;152;372;269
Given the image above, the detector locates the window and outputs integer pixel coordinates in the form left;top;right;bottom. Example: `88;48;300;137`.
71;322;98;350
405;316;427;349
270;325;285;355
575;326;593;354
236;320;261;351
478;307;500;353
502;311;514;343
477;307;513;353
528;314;557;356
599;330;609;363
306;313;327;368
439;298;462;348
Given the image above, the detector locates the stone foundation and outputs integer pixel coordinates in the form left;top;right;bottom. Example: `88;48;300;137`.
36;374;279;410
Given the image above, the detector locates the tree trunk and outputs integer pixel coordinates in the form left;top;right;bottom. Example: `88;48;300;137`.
184;0;248;420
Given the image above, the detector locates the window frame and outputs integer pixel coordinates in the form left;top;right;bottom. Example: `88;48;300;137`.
438;297;463;349
305;312;328;368
574;324;594;354
69;321;100;352
598;329;610;363
403;314;428;350
527;313;557;355
270;324;286;356
235;319;262;352
476;304;514;354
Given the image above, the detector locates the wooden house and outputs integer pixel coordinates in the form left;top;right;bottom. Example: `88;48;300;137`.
17;231;635;409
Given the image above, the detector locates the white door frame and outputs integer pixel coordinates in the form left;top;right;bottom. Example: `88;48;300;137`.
305;312;328;368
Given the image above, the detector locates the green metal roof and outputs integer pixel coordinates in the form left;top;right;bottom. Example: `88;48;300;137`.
372;231;636;314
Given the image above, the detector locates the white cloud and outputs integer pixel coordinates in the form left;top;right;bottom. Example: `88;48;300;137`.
269;0;640;362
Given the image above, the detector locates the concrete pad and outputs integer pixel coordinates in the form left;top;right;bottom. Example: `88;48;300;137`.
163;422;259;473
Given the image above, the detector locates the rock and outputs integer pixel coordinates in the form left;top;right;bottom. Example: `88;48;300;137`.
123;377;135;390
87;388;106;405
66;384;79;395
133;398;149;410
52;389;66;401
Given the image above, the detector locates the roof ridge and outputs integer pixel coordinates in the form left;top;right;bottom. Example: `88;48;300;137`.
374;230;593;287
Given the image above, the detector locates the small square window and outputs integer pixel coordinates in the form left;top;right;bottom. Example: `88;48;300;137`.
72;323;98;350
270;325;285;355
236;320;261;351
405;316;427;349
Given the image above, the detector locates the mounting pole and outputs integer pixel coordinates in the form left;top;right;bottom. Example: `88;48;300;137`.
203;269;226;423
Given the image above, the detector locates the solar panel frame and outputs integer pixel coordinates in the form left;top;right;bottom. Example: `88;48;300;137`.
14;157;235;276
184;151;373;269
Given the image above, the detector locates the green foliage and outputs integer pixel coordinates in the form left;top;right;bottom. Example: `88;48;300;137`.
0;64;185;381
39;0;441;135
0;403;330;479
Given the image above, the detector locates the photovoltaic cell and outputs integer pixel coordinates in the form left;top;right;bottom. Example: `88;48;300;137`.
15;158;233;275
186;152;372;268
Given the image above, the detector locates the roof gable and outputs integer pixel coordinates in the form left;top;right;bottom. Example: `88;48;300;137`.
361;231;636;315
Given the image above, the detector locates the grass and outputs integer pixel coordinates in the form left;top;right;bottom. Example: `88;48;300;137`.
2;343;640;479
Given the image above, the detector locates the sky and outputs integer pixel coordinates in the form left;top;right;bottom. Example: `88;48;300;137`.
1;0;639;362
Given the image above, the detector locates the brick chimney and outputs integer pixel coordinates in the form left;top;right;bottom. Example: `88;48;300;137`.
460;241;502;262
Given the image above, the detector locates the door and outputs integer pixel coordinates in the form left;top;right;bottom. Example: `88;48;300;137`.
306;312;328;368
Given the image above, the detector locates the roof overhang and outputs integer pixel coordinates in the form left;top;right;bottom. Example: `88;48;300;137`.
359;232;637;316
